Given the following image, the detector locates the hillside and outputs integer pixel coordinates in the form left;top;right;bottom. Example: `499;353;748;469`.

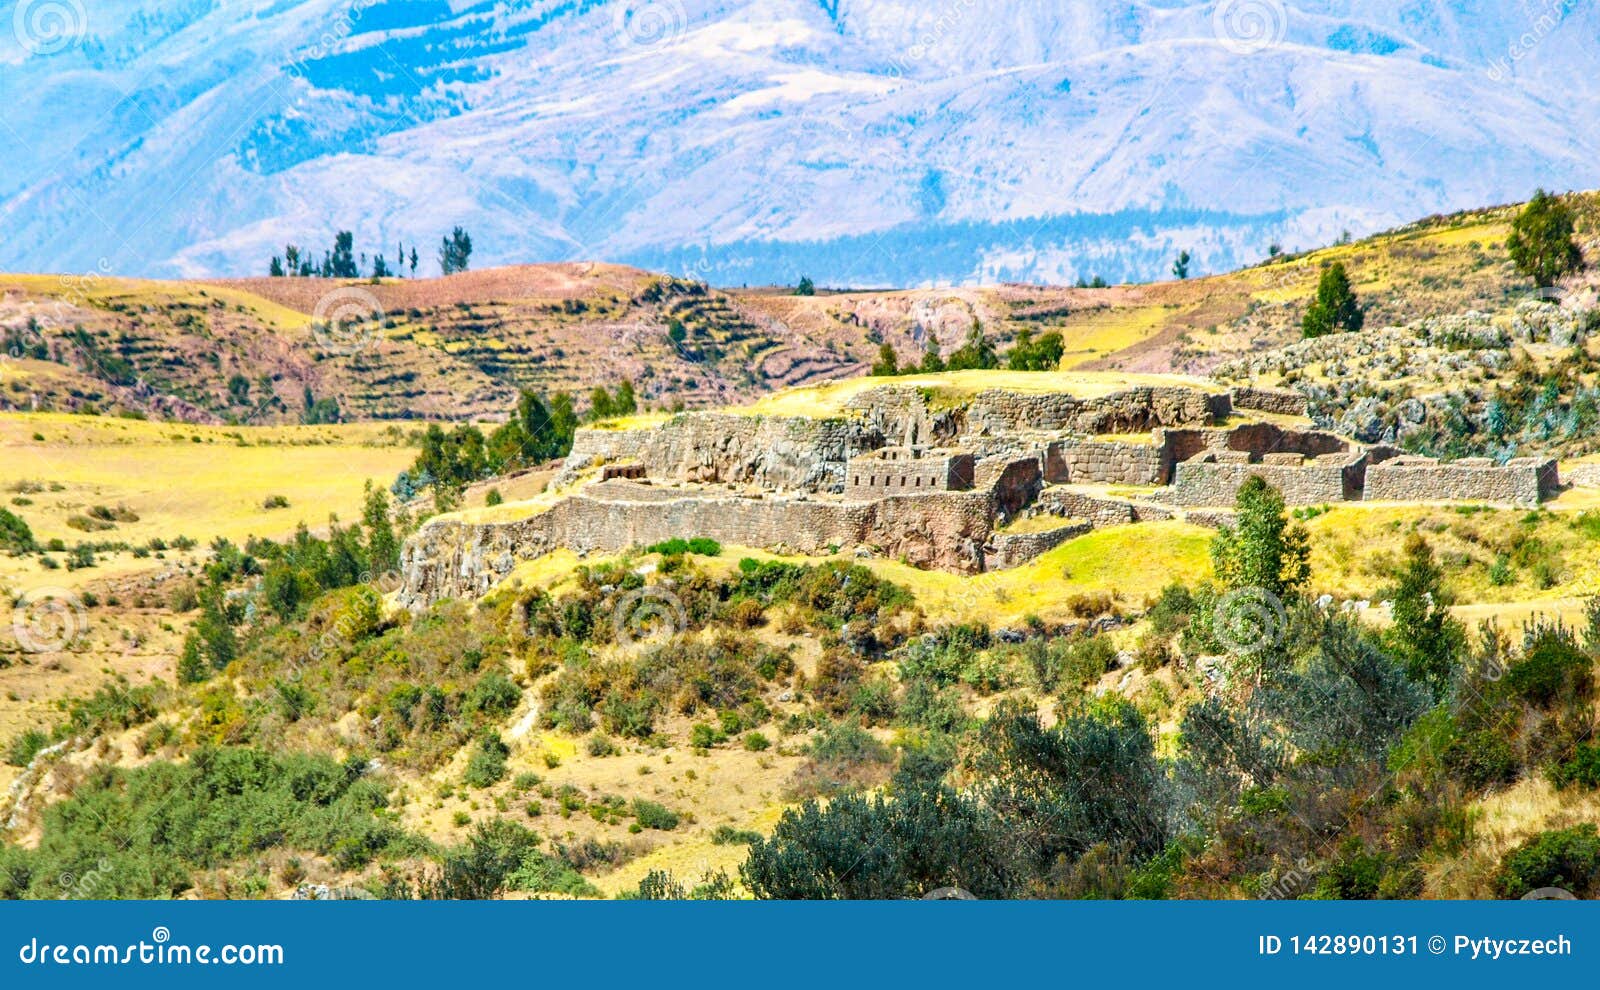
5;189;1600;903
5;191;1599;431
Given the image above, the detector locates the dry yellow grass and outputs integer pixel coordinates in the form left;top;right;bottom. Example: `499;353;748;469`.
0;413;414;592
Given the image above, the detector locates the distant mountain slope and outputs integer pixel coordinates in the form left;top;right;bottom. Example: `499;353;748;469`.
1;1;1597;286
2;191;1594;425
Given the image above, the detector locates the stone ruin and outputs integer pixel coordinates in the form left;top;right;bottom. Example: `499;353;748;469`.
396;381;1565;607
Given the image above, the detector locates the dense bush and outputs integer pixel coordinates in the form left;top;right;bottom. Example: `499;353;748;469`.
0;747;408;898
1496;825;1600;899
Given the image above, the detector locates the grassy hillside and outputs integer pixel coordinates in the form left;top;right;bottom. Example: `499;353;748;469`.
5;191;1600;902
5;191;1595;428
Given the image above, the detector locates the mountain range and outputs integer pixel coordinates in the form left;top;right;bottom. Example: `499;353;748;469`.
1;0;1597;286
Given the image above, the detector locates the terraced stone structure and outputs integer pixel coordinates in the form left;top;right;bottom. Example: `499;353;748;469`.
399;378;1565;606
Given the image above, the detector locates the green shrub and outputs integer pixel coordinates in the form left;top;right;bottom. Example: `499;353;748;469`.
0;746;407;898
0;507;34;553
743;731;771;752
1496;824;1600;899
1549;741;1600;789
4;729;49;767
632;799;682;831
1507;632;1592;707
689;723;726;748
1444;728;1519;791
464;733;509;788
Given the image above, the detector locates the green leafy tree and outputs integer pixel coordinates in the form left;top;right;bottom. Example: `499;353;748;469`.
1172;250;1191;280
1507;189;1583;288
363;481;400;574
438;227;473;275
268;255;284;277
329;231;359;279
1006;328;1065;371
1211;476;1310;598
1302;261;1364;338
871;342;900;376
1383;534;1466;695
918;334;946;373
946;322;998;371
795;276;815;296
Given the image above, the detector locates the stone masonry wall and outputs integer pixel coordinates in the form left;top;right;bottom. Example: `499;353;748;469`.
988;522;1093;570
557;413;875;493
1230;386;1310;417
1032;489;1138;528
1045;439;1169;485
399;480;1004;606
1364;457;1558;507
1164;451;1366;506
965;386;1225;436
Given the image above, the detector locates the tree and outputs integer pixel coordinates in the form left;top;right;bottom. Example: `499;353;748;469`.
795;276;815;297
589;386;616;421
1210;476;1310;598
363;481;400;574
918;333;945;373
1007;328;1064;371
439;227;473;275
372;254;391;279
1508;189;1583;288
284;245;302;275
1384;534;1466;695
268;255;285;277
1302;261;1364;338
330;231;358;279
409;247;419;277
946;321;998;371
871;342;899;376
1172;250;1191;280
613;380;637;415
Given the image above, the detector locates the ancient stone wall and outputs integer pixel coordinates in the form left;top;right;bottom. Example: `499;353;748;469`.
557;413;874;492
1032;489;1137;527
965;386;1224;436
1044;439;1169;485
1161;423;1349;465
1567;463;1600;488
1163;450;1367;506
399;479;1006;606
987;522;1093;570
1229;386;1310;417
844;387;963;447
846;449;975;495
1364;456;1558;507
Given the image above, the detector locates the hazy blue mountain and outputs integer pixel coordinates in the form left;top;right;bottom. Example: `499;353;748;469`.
1;0;1595;286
